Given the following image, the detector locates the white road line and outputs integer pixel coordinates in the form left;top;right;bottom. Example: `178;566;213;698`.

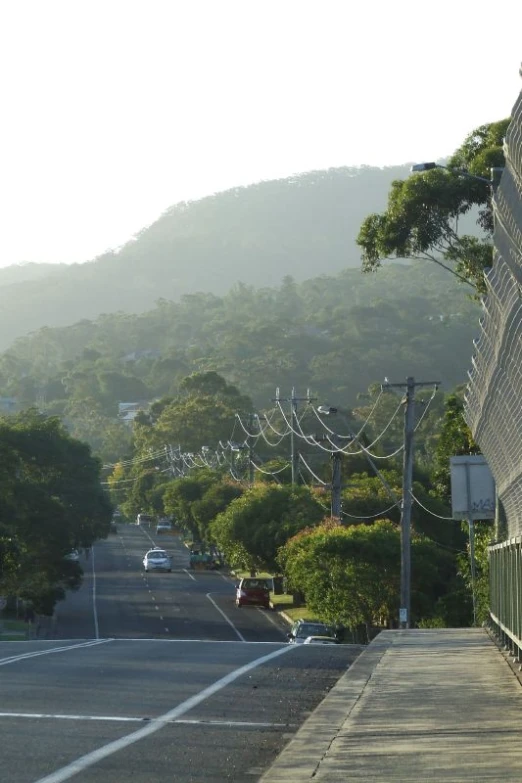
0;712;294;728
0;639;112;667
184;568;196;581
34;644;294;783
91;546;99;640
206;593;245;642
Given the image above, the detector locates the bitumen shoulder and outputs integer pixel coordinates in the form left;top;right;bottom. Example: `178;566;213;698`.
260;627;522;782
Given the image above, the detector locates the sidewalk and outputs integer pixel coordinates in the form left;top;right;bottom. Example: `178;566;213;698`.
260;628;522;782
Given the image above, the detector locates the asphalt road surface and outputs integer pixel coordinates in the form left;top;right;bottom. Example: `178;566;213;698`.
0;526;361;782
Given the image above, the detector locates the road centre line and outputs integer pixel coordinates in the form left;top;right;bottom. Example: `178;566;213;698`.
184;568;197;581
34;644;294;783
206;593;246;642
0;712;294;729
0;639;112;667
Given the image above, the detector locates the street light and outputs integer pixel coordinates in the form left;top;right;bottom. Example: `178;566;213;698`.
410;162;504;191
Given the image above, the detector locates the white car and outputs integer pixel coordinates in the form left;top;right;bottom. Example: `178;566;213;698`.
143;548;172;572
156;519;172;534
64;549;80;563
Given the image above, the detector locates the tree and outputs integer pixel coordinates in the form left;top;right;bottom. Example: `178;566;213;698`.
0;410;112;613
279;520;452;639
356;119;510;293
210;484;325;572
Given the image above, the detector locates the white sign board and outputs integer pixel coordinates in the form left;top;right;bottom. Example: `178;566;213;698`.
450;455;495;520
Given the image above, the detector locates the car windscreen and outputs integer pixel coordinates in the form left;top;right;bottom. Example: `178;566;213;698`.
298;624;331;637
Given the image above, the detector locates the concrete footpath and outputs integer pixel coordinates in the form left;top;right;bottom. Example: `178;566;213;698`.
260;628;522;782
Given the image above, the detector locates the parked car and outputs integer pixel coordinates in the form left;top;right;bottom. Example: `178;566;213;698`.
303;635;339;645
143;548;172;572
64;549;80;563
287;619;335;644
156;519;172;534
235;577;271;609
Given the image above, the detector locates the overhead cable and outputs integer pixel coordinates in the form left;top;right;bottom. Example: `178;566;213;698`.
298;453;329;486
410;491;455;521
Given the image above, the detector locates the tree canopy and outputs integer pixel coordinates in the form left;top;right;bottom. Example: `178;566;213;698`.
357;119;510;293
0;410;112;613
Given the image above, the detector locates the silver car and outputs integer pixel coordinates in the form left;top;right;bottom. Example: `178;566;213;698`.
143;548;172;572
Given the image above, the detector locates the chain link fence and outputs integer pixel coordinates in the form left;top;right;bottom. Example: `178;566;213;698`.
464;74;522;648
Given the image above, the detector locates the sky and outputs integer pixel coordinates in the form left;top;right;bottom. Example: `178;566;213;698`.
0;0;521;267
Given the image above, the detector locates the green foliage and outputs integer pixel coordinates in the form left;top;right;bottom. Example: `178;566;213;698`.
357;119;509;292
210;484;325;571
0;410;112;613
279;520;454;634
431;392;480;499
0;264;480;434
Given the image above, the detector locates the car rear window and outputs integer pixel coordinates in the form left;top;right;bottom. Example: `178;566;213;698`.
242;580;269;589
149;551;167;558
298;624;331;637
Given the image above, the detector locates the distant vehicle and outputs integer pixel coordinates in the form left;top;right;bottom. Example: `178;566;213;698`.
64;549;80;563
189;548;223;570
287;620;335;644
235;577;271;609
303;636;339;645
136;513;154;526
110;520;118;534
143;548;172;573
156;519;172;534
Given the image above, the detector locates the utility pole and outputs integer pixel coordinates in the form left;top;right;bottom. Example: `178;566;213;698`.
331;451;342;520
384;377;439;629
273;388;316;485
244;413;256;486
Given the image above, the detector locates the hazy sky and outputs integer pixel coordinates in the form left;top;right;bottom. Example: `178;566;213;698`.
1;0;520;267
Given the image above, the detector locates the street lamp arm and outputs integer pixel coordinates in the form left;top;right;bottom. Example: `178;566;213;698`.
411;162;503;187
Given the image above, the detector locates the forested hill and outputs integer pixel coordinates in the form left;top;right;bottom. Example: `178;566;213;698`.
0;263;479;422
0;165;420;349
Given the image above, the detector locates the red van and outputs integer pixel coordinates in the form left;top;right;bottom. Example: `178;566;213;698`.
235;577;271;609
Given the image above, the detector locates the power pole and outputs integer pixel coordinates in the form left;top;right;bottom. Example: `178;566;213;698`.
245;413;256;486
384;377;439;629
273;388;316;485
331;452;342;520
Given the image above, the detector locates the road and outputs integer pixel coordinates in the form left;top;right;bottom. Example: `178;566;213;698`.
0;525;361;782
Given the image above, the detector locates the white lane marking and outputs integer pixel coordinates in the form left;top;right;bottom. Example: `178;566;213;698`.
183;568;196;581
34;644;294;783
0;639;112;667
0;712;294;728
206;593;245;643
220;572;230;582
91;546;99;640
